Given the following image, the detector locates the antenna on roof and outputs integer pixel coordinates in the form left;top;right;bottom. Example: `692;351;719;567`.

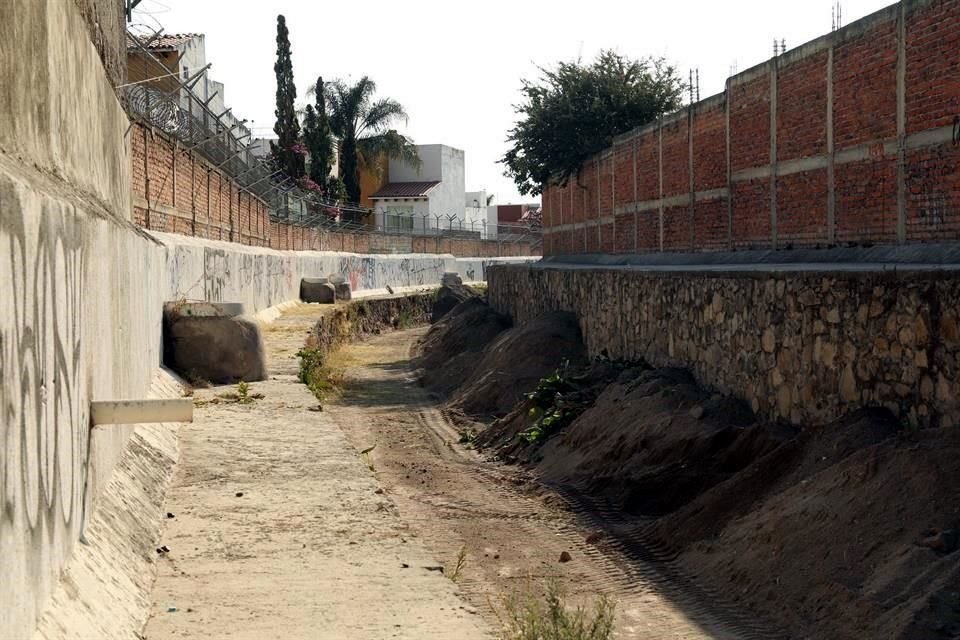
832;2;843;30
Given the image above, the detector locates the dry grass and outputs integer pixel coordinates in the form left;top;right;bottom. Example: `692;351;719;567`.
495;581;615;640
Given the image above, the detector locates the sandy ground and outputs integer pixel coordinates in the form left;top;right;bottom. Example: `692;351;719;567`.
326;328;744;640
144;304;490;640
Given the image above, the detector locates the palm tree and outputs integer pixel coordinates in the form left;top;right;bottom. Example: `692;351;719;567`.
309;77;419;216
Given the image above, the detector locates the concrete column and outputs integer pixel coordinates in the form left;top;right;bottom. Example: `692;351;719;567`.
611;148;616;252
688;107;695;250
206;168;211;239
632;135;639;252
191;151;197;236
770;59;779;248
658;118;664;252
582;178;587;253
171;141;177;209
896;0;907;244
725;85;733;248
143;126;151;229
827;46;836;244
596;158;601;250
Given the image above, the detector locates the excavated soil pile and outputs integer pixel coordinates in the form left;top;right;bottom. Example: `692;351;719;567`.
445;311;589;419
416;298;513;398
431;282;480;323
477;363;787;517
416;299;588;420
418;300;960;638
651;409;960;640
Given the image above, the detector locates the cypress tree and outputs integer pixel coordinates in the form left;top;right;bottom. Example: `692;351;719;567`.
303;76;334;186
271;15;303;180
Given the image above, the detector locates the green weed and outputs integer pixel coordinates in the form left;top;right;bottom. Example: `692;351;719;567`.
496;580;615;640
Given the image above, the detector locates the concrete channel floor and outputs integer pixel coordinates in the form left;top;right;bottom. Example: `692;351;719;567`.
144;302;491;640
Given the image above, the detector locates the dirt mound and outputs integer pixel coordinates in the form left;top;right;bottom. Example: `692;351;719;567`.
647;412;960;640
477;363;789;517
446;311;588;420
431;283;480;323
468;350;960;638
415;298;512;398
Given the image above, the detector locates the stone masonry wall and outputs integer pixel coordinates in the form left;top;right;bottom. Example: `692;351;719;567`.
488;264;960;429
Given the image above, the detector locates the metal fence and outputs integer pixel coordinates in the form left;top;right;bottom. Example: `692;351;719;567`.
122;27;541;252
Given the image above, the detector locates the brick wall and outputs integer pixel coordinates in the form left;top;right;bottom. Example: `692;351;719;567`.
132;121;271;246
541;0;960;256
132;120;535;257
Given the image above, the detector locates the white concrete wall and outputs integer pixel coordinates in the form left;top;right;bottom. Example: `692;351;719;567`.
486;206;499;239
389;144;442;182
428;146;465;219
154;231;454;308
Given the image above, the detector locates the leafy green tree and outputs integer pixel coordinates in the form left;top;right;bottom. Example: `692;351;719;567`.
271;15;304;180
312;77;418;210
502;50;685;196
326;176;347;202
303;75;334;186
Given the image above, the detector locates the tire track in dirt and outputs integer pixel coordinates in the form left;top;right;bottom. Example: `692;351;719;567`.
327;328;767;640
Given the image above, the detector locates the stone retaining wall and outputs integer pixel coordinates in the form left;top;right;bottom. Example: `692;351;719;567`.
488;264;960;428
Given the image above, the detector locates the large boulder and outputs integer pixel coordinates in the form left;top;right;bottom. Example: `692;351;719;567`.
163;302;266;384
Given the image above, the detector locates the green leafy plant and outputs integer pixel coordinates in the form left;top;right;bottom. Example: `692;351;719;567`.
297;346;342;400
496;580;615;640
236;381;253;404
520;367;577;445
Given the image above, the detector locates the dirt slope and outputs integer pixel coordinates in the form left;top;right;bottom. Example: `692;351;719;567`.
416;301;587;420
416;298;960;639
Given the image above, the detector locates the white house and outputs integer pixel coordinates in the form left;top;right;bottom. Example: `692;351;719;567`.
370;145;465;234
464;191;497;239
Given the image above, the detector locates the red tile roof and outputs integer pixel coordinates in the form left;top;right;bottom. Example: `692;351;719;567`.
370;181;440;198
127;33;201;51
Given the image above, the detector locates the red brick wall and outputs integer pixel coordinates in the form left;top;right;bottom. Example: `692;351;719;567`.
132;121;271;246
541;0;960;257
132;120;536;257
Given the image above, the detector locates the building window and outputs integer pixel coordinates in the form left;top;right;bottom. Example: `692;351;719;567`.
384;205;415;231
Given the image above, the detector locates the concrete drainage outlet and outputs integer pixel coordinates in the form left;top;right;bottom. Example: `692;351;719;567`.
163;301;267;384
301;278;336;304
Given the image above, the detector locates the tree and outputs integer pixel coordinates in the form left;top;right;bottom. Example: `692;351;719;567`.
271;15;304;180
501;50;685;196
312;77;418;211
303;76;334;186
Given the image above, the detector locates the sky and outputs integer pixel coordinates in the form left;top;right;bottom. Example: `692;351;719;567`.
133;0;893;205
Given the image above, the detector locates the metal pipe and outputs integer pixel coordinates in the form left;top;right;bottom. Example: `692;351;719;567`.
90;398;193;426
